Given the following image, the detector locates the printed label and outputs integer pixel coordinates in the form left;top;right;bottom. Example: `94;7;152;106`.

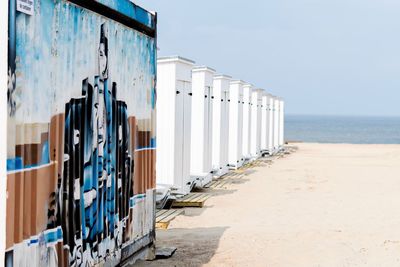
17;0;34;15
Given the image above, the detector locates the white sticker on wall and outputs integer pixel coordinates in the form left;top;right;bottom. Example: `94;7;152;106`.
17;0;34;16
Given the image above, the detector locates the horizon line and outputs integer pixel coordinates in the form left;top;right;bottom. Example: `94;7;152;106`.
286;113;400;118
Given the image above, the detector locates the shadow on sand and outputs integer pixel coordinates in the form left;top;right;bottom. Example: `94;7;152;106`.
133;226;229;267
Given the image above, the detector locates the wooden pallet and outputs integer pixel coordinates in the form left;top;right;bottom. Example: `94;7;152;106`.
206;179;231;189
171;193;211;208
234;160;262;173
234;163;252;173
251;160;263;167
227;172;244;178
155;209;185;230
233;169;246;174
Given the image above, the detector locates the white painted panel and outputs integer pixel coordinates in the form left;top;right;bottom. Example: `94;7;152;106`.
182;80;193;192
260;92;268;151
212;79;222;171
279;100;285;147
156;62;176;185
268;96;274;154
190;67;215;187
242;84;253;159
175;80;184;187
273;97;280;151
250;89;263;158
212;75;231;176
221;88;230;170
228;81;244;169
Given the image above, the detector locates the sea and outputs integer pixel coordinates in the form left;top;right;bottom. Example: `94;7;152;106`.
285;115;400;144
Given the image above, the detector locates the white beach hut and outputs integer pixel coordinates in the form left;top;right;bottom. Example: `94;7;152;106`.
279;99;285;148
212;75;232;177
273;97;281;152
156;56;195;196
242;84;253;160
190;66;216;188
260;91;270;154
228;80;245;169
250;89;264;158
268;95;275;155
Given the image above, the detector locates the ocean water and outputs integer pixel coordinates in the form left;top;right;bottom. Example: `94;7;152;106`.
285;115;400;144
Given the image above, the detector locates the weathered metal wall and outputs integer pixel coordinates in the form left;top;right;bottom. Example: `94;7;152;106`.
1;1;9;265
6;0;157;266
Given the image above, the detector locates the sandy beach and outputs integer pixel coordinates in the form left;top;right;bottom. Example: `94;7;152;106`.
135;143;400;267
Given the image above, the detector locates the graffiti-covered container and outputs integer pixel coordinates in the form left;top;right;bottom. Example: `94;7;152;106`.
6;0;157;266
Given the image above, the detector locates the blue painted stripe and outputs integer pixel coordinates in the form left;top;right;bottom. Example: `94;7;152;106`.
26;227;64;246
6;158;23;171
95;0;155;29
7;141;50;172
29;239;39;245
129;194;146;208
150;138;156;148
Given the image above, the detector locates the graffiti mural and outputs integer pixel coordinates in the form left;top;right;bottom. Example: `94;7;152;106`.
6;0;157;266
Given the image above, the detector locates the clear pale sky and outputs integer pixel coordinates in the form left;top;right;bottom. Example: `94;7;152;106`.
135;0;400;116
